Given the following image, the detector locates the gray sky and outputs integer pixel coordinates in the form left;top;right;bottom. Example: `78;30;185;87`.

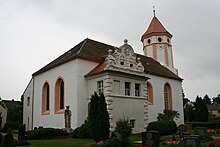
0;0;219;101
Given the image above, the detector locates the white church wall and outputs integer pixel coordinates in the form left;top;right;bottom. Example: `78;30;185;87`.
32;59;98;130
75;59;99;127
23;78;34;131
33;60;78;129
147;74;184;126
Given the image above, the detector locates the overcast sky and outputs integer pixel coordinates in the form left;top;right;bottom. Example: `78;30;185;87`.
0;0;219;101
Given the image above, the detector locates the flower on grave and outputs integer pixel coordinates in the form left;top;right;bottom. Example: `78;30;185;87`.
97;141;104;146
165;140;180;145
208;129;216;134
208;140;220;147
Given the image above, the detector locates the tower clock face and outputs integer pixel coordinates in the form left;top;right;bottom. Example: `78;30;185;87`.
157;44;164;50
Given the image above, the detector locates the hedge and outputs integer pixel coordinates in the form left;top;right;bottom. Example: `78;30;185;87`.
147;121;177;136
189;122;220;129
26;128;69;140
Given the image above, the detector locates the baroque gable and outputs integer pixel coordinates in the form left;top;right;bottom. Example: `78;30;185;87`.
104;39;145;76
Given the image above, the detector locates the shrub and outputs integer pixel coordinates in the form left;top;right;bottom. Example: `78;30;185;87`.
3;122;22;131
2;128;14;147
103;138;121;147
115;119;132;147
147;121;177;136
157;109;180;121
78;119;91;139
18;124;26;141
89;92;110;142
190;122;220;129
71;119;91;139
71;127;79;138
26;128;68;140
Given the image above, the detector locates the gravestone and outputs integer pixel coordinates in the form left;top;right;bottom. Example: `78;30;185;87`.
178;124;190;139
183;135;201;147
194;127;209;140
179;124;187;133
141;131;160;147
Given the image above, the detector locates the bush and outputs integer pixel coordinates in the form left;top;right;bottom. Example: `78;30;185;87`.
104;138;121;147
3;122;22;131
18;124;26;141
71;119;91;139
89;93;110;142
26;128;68;140
71;127;79;138
78;119;91;139
2;128;14;147
190;122;220;129
147;121;177;136
115;119;132;147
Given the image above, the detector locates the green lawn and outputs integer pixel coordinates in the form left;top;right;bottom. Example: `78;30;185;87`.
17;138;96;147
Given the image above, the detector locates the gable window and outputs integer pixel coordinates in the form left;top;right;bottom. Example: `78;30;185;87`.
42;82;50;115
125;82;131;96
164;83;172;110
97;80;103;94
147;82;153;105
55;78;65;114
27;97;30;106
135;83;140;97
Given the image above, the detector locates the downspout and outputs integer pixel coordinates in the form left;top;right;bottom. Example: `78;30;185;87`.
31;77;35;130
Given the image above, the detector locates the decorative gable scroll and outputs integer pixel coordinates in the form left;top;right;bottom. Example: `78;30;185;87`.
105;39;145;75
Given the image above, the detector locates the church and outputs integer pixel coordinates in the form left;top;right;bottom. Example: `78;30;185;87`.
23;14;184;133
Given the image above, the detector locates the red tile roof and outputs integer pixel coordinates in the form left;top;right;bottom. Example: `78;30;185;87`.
141;16;172;41
33;38;182;81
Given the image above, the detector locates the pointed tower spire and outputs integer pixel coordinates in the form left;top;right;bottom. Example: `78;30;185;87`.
141;14;178;75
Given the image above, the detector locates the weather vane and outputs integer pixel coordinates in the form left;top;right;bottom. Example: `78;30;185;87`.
153;6;156;16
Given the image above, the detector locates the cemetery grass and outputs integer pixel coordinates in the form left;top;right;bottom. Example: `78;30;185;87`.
16;134;210;147
17;138;97;147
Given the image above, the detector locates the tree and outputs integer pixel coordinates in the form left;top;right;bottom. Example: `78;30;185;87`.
203;94;211;105
212;94;220;104
194;96;209;122
2;128;14;147
157;109;180;121
7;105;23;122
183;98;190;107
89;92;110;142
184;102;195;122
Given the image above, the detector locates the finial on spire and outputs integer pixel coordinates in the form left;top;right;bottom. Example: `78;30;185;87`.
153;6;156;16
124;39;128;44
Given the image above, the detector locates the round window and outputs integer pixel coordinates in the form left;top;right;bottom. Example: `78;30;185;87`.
158;37;162;42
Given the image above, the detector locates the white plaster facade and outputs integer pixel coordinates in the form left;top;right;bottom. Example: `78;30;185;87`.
146;74;184;125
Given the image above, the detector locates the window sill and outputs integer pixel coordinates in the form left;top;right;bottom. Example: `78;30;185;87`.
55;109;64;114
110;94;146;100
42;111;50;115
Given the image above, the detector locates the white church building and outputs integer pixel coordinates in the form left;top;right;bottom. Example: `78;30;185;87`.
23;15;184;133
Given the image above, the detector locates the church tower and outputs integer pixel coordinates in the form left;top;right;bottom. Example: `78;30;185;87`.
141;13;178;75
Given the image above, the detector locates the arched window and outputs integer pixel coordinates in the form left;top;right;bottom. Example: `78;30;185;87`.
164;83;172;110
147;82;153;105
42;82;50;115
55;78;65;114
